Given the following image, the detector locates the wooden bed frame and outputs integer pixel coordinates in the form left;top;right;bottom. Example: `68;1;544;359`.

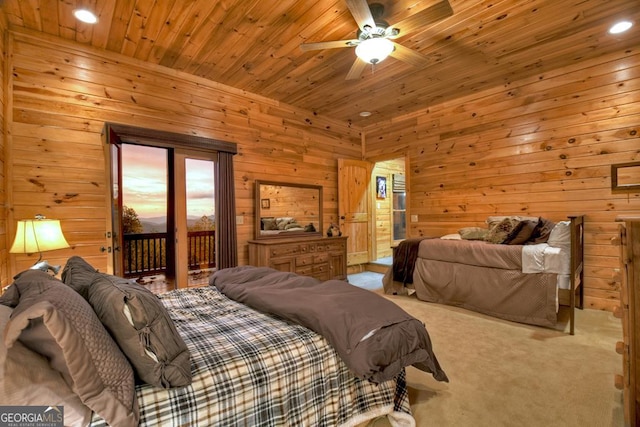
563;215;585;335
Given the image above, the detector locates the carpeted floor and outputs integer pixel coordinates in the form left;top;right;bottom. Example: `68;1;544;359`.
348;272;625;427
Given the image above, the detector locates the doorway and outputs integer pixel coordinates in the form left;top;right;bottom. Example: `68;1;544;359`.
371;157;406;267
113;144;216;292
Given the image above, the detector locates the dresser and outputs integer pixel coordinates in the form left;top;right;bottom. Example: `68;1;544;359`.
615;217;640;427
248;236;348;281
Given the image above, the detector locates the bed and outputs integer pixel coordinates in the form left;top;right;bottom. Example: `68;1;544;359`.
1;258;447;427
383;215;584;335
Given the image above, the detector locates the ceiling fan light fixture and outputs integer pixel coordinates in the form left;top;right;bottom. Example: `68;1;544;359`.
355;38;394;64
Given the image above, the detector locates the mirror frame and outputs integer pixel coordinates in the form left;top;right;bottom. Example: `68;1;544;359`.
254;180;323;240
611;162;640;192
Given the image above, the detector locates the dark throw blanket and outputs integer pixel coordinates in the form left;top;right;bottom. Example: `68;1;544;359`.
210;266;448;384
393;237;430;284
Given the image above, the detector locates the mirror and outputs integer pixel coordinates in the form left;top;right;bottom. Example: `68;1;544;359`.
612;162;640;192
255;180;323;239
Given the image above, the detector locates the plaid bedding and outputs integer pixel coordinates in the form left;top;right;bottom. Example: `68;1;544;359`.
90;286;414;427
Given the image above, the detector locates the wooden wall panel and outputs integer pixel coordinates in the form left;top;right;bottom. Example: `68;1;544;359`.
5;29;361;275
364;48;640;312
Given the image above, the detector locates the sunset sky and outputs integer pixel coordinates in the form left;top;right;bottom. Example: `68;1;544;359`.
122;144;215;219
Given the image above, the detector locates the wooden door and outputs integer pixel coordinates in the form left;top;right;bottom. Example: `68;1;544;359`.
102;127;123;275
338;159;372;266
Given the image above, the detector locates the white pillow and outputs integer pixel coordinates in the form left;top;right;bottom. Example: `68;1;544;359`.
547;221;571;247
440;233;462;240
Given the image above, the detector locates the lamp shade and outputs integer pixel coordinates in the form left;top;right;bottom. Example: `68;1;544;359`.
10;217;70;254
355;38;394;64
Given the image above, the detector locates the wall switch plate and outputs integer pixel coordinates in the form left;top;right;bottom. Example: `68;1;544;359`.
236;215;244;224
411;215;418;222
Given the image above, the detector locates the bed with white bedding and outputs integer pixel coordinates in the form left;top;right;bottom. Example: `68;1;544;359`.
383;215;584;334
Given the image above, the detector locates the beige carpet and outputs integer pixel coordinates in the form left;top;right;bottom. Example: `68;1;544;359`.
375;292;624;427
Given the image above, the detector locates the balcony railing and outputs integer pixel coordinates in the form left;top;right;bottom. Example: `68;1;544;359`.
122;231;216;278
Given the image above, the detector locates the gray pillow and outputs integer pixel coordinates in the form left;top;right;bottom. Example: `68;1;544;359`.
2;270;138;427
0;305;92;426
62;256;192;389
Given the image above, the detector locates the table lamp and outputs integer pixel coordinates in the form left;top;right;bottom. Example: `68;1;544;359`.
10;214;70;274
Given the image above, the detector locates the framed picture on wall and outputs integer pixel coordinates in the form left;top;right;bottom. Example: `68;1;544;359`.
261;199;270;209
376;176;387;199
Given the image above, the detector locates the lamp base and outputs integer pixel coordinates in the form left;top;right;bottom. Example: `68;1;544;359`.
31;260;62;275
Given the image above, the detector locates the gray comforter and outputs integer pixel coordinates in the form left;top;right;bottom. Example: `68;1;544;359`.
210;266;448;384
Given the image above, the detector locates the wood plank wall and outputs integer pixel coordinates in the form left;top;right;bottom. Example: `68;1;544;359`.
4;28;361;276
364;48;640;312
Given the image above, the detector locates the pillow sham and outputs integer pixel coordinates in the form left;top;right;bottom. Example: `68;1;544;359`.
2;270;138;427
548;220;571;247
484;217;520;244
459;227;488;240
486;215;538;230
527;217;556;244
62;256;192;389
0;304;92;427
275;217;295;230
503;219;538;245
261;217;277;231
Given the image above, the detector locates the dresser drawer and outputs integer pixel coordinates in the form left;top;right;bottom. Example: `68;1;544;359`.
270;244;301;257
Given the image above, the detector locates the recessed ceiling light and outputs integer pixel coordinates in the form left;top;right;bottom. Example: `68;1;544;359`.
73;9;98;24
359;111;372;117
609;20;633;34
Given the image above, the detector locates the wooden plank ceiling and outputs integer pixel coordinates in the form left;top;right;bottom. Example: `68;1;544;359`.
2;0;639;126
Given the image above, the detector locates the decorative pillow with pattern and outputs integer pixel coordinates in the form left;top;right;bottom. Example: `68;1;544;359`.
459;227;488;240
484;217;521;244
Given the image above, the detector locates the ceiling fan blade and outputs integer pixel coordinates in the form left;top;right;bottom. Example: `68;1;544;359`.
346;58;368;80
300;39;359;52
387;0;453;38
389;42;430;68
344;0;375;32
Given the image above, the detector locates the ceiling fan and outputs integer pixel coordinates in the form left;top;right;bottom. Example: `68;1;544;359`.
300;0;453;80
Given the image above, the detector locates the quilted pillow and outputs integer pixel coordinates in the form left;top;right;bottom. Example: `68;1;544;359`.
0;304;91;427
484;217;520;244
62;256;192;389
2;270;138;427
